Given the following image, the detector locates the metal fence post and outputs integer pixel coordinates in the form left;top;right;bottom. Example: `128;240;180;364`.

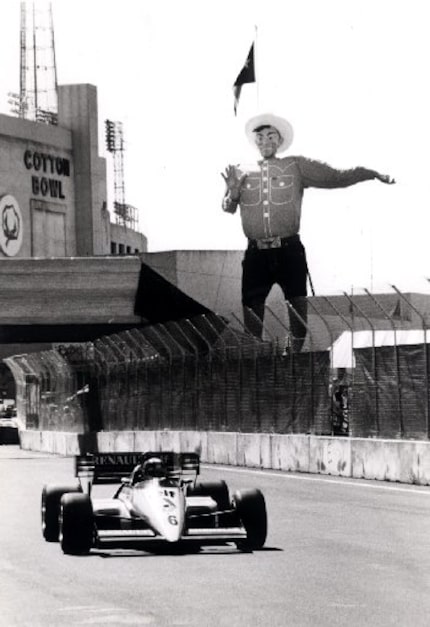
306;298;337;434
148;325;175;430
285;300;316;433
242;305;277;342
392;285;430;439
200;315;231;431
306;299;335;360
266;301;314;432
261;306;294;430
231;309;275;427
343;292;379;436
170;320;199;430
122;330;147;429
229;314;250;433
103;336;130;431
321;296;354;367
161;323;190;430
322;297;355;436
89;344;106;433
364;289;404;438
95;337;120;431
184;319;214;430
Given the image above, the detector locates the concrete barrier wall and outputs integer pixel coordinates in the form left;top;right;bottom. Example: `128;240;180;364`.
0;424;20;445
18;429;430;486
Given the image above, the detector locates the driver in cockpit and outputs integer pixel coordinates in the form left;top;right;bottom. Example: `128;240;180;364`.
131;457;166;484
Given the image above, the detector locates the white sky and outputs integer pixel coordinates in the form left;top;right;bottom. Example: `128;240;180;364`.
1;0;430;295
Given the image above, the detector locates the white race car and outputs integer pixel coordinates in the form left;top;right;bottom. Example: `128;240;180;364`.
41;451;267;555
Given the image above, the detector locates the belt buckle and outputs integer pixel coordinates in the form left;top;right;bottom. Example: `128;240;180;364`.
256;236;281;250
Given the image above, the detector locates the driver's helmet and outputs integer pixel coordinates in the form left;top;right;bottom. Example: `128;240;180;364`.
142;457;166;478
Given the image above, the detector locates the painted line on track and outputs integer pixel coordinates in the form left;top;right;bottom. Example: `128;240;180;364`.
202;464;430;495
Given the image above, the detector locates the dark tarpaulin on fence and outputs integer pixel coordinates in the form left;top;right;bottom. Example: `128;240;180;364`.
11;339;332;436
352;344;429;439
84;346;331;435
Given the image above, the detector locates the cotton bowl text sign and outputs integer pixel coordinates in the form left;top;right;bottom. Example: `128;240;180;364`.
24;150;70;199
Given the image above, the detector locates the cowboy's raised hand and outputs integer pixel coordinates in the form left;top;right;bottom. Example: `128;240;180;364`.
221;165;246;199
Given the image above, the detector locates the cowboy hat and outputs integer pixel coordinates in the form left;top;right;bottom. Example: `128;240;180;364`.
245;113;294;153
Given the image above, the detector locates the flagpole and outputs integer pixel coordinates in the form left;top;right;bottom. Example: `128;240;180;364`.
254;24;259;109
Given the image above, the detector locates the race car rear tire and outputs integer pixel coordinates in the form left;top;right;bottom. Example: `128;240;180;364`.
60;493;94;555
233;489;267;551
41;484;81;542
188;480;230;509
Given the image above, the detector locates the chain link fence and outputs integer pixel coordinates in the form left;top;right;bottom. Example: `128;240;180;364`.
4;289;430;440
5;313;331;435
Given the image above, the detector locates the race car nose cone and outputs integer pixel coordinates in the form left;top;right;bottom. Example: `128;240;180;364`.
162;516;182;542
132;481;185;542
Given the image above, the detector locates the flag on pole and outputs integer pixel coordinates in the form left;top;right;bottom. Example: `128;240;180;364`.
233;42;255;115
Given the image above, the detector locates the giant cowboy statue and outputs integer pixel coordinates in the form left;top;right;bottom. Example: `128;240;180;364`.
222;113;395;352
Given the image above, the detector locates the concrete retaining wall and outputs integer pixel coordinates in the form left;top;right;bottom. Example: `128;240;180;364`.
18;429;430;486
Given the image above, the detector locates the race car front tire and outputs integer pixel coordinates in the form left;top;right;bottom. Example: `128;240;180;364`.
60;493;94;555
41;484;82;542
187;480;230;510
233;489;267;551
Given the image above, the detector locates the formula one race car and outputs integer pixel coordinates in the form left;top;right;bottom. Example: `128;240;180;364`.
41;451;267;555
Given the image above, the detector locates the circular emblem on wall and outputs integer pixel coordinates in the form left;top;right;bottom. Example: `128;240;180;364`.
0;195;23;256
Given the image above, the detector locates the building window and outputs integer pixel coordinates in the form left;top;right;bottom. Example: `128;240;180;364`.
111;242;117;255
126;246;131;254
118;243;125;255
135;248;139;253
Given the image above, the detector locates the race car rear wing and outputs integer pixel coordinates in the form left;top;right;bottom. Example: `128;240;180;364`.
141;451;200;478
75;452;142;484
75;451;200;485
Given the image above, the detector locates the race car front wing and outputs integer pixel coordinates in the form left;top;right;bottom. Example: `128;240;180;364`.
95;526;247;545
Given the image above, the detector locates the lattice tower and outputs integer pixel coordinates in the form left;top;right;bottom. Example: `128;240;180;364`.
19;1;58;124
105;119;138;231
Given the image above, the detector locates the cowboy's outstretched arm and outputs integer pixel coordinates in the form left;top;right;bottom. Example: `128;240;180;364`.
297;157;396;188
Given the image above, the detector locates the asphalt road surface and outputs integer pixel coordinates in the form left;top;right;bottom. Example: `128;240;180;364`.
0;446;429;627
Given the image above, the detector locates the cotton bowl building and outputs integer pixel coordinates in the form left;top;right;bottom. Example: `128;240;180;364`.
0;83;146;259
